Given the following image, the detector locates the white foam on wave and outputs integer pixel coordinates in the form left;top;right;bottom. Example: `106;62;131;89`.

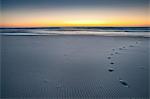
1;29;150;37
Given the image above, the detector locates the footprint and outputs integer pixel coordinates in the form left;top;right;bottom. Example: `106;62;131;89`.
112;49;115;51
107;57;111;59
123;46;126;48
110;53;114;56
119;79;129;88
108;68;114;72
110;62;114;64
119;48;122;50
115;52;119;54
129;45;134;47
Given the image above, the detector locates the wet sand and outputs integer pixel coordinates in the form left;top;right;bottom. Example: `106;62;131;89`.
1;35;149;98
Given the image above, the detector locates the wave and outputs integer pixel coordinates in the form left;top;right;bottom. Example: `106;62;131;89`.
0;27;150;37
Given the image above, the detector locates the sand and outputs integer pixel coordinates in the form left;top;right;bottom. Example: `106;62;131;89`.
1;35;149;98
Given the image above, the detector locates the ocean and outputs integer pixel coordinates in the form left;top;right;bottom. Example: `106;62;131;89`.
1;27;150;37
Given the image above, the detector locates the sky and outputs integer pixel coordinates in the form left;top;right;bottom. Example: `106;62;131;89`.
1;0;150;27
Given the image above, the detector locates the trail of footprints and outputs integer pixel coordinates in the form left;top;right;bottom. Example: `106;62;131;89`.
40;40;143;97
107;40;142;88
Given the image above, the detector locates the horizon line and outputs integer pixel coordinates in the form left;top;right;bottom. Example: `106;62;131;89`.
0;26;150;29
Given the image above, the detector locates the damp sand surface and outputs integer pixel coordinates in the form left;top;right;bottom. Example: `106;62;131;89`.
1;35;149;98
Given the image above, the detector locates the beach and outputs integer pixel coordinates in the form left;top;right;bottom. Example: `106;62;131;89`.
1;34;149;98
1;0;149;97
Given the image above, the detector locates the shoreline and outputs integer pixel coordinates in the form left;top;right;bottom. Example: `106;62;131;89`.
1;34;149;38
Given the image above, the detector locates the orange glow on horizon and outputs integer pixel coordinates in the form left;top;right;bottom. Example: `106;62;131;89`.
1;20;149;27
1;8;149;27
